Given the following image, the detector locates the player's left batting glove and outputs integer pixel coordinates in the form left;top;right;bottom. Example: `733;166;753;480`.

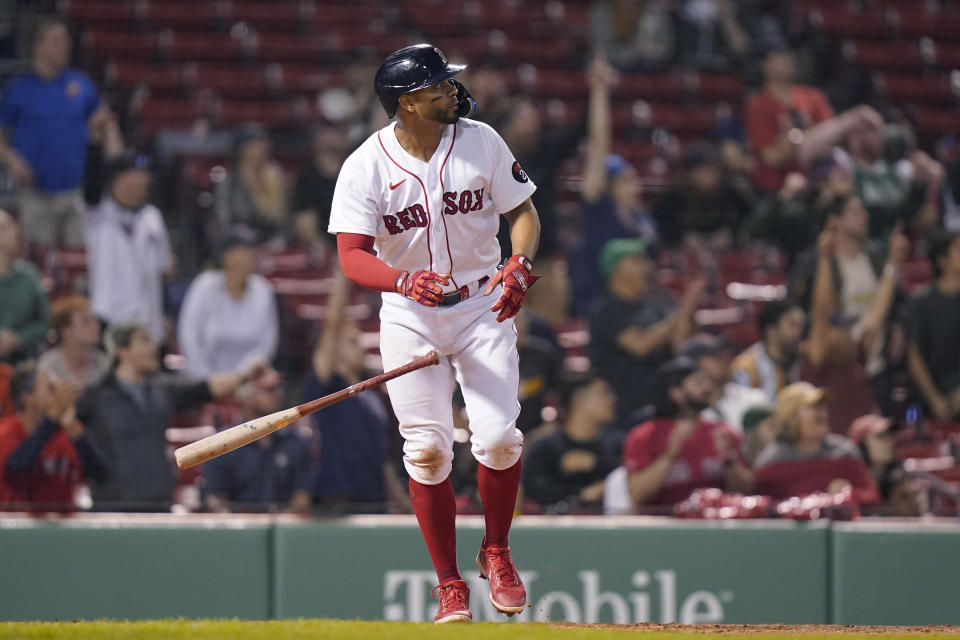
482;254;540;322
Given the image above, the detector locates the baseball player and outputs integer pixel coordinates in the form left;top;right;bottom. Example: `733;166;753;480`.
328;44;541;623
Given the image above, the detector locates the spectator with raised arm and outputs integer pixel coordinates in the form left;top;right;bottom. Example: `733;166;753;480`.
202;373;312;514
215;127;288;245
304;267;398;510
38;296;108;390
81;109;172;343
906;231;960;422
622;358;753;510
0;15;105;249
522;372;620;512
79;322;269;511
572;54;657;316
589;0;674;73
0;361;108;512
177;228;278;379
834;122;945;239
589;238;703;424
0;210;49;365
798;216;909;431
746;46;884;192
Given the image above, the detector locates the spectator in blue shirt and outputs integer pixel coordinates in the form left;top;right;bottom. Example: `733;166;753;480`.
0;16;105;249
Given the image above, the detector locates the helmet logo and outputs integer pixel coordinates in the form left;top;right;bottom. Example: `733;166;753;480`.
434;47;447;64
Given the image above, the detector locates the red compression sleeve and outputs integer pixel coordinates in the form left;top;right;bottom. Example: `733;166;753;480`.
336;233;404;292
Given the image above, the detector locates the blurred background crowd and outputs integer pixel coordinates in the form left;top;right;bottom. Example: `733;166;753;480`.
1;0;960;518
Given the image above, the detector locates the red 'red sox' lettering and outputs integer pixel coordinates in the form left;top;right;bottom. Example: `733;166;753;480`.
384;204;430;235
443;188;485;215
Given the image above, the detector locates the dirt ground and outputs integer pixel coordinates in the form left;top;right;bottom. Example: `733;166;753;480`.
551;624;960;634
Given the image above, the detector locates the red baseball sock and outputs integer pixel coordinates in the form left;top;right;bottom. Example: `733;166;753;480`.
477;459;522;548
409;478;461;584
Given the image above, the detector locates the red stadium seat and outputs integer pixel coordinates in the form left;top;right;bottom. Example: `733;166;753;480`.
162;33;247;62
619;74;688;101
84;31;158;59
895;10;960;40
134;99;206;134
64;0;134;26
850;41;924;71
694;73;745;103
254;34;328;62
227;1;305;31
187;66;269;98
877;74;952;107
914;108;960;137
811;7;892;39
217;101;295;128
139;2;222;30
106;62;182;92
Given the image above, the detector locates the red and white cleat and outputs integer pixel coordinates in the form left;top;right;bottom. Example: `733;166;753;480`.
476;544;526;615
432;579;472;624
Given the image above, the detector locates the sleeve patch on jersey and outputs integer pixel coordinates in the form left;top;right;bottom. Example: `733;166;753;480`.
511;160;529;184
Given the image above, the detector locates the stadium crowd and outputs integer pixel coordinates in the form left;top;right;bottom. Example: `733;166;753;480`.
1;1;959;518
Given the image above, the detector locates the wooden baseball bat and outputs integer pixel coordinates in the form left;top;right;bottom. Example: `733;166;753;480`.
174;350;440;470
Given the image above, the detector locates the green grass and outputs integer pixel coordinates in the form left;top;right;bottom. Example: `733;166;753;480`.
0;620;957;640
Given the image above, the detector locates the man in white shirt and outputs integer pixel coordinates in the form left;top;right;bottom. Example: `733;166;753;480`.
80;116;171;343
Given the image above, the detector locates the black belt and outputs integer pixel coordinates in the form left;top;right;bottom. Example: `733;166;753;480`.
438;276;490;307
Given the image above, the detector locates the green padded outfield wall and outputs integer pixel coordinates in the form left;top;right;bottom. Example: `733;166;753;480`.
0;517;272;621
273;517;829;623
831;521;960;625
1;515;959;623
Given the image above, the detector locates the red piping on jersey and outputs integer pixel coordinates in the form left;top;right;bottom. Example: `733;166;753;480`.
437;123;459;288
377;130;433;272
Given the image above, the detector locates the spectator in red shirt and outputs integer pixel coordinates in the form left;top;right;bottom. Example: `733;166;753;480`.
746;47;883;192
754;382;879;506
622;357;754;510
0;361;108;511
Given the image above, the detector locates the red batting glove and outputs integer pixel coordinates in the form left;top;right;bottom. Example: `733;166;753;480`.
482;254;540;322
395;270;450;307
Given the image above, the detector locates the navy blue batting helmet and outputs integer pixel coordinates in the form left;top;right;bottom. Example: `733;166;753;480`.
374;44;466;118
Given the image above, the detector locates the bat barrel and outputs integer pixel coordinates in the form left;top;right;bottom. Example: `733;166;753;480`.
174;406;301;470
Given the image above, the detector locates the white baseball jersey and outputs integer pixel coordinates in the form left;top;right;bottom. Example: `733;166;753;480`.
328;118;536;293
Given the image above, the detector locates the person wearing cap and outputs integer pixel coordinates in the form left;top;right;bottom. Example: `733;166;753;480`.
78;321;271;511
215;126;288;245
730;298;806;402
683;333;767;433
571;53;657;317
202;372;312;514
754;382;879;506
621;357;753;509
740;404;776;467
80;108;171;343
651;142;753;251
177;227;278;379
588;238;703;423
